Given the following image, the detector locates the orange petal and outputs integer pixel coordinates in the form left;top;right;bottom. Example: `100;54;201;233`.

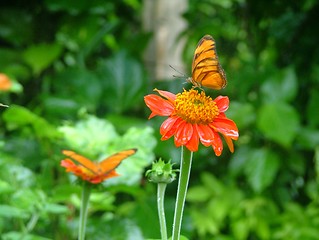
144;94;174;118
185;127;199;152
174;121;193;146
214;96;229;112
196;124;215;147
61;159;77;172
160;116;181;140
212;131;223;156
90;170;120;184
217;112;227;118
154;88;176;104
0;73;12;91
223;135;234;153
211;118;239;139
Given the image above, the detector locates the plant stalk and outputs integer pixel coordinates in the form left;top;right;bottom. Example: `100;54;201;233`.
78;181;91;240
157;182;168;240
172;146;193;240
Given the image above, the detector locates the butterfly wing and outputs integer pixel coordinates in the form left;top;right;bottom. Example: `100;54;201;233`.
190;35;227;90
62;150;99;173
98;148;137;174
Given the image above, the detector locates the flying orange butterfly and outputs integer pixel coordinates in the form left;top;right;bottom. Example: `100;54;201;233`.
61;149;137;184
187;35;227;90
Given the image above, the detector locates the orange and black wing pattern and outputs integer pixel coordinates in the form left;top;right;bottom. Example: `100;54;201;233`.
188;35;227;90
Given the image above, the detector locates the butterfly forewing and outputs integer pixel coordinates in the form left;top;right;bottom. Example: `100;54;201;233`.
192;35;217;70
98;149;137;174
190;35;227;90
62;150;99;174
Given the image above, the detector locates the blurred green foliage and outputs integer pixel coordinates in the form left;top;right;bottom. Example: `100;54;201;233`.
1;0;319;239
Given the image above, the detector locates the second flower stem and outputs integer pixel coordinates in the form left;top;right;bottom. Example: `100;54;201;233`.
157;182;168;240
78;181;91;240
172;146;193;240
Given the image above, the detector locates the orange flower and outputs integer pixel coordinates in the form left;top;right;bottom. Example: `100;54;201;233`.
0;73;12;91
61;149;137;184
144;89;239;156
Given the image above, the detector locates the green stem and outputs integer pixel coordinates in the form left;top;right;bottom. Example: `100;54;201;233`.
172;146;193;240
78;181;91;240
26;213;39;232
157;182;168;240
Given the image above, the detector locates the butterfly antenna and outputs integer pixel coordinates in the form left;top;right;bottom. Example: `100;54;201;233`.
169;65;187;78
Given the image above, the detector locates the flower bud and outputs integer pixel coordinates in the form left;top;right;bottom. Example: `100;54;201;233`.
146;158;178;184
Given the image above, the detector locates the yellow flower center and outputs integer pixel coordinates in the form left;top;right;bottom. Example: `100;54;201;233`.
174;89;219;124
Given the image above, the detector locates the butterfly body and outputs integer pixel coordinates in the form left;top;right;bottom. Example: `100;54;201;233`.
188;35;227;90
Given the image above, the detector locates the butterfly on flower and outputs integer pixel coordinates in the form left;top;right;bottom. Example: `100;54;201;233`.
187;35;227;90
61;149;137;184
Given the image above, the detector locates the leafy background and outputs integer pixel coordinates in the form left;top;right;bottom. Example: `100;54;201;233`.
1;0;319;239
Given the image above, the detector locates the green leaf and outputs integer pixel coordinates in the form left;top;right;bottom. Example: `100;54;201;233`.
50;184;81;202
3;105;61;140
11;189;46;212
59;116;156;186
260;67;298;103
0;48;30;80
45;0;91;12
295;127;319;150
44;203;68;214
231;218;250;240
58;115;119;156
187;186;212;202
0;9;33;46
44;68;103;115
97;50;148;113
315;146;319;183
89;192;116;212
244;148;280;193
306;88;319;127
257;102;300;147
229;146;251;176
2;232;51;240
227;101;256;130
22;43;63;75
105;126;156;186
200;172;224;195
0;180;14;194
0;205;29;219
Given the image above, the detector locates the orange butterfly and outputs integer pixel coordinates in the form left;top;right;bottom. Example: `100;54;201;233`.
61;149;137;184
187;35;227;90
